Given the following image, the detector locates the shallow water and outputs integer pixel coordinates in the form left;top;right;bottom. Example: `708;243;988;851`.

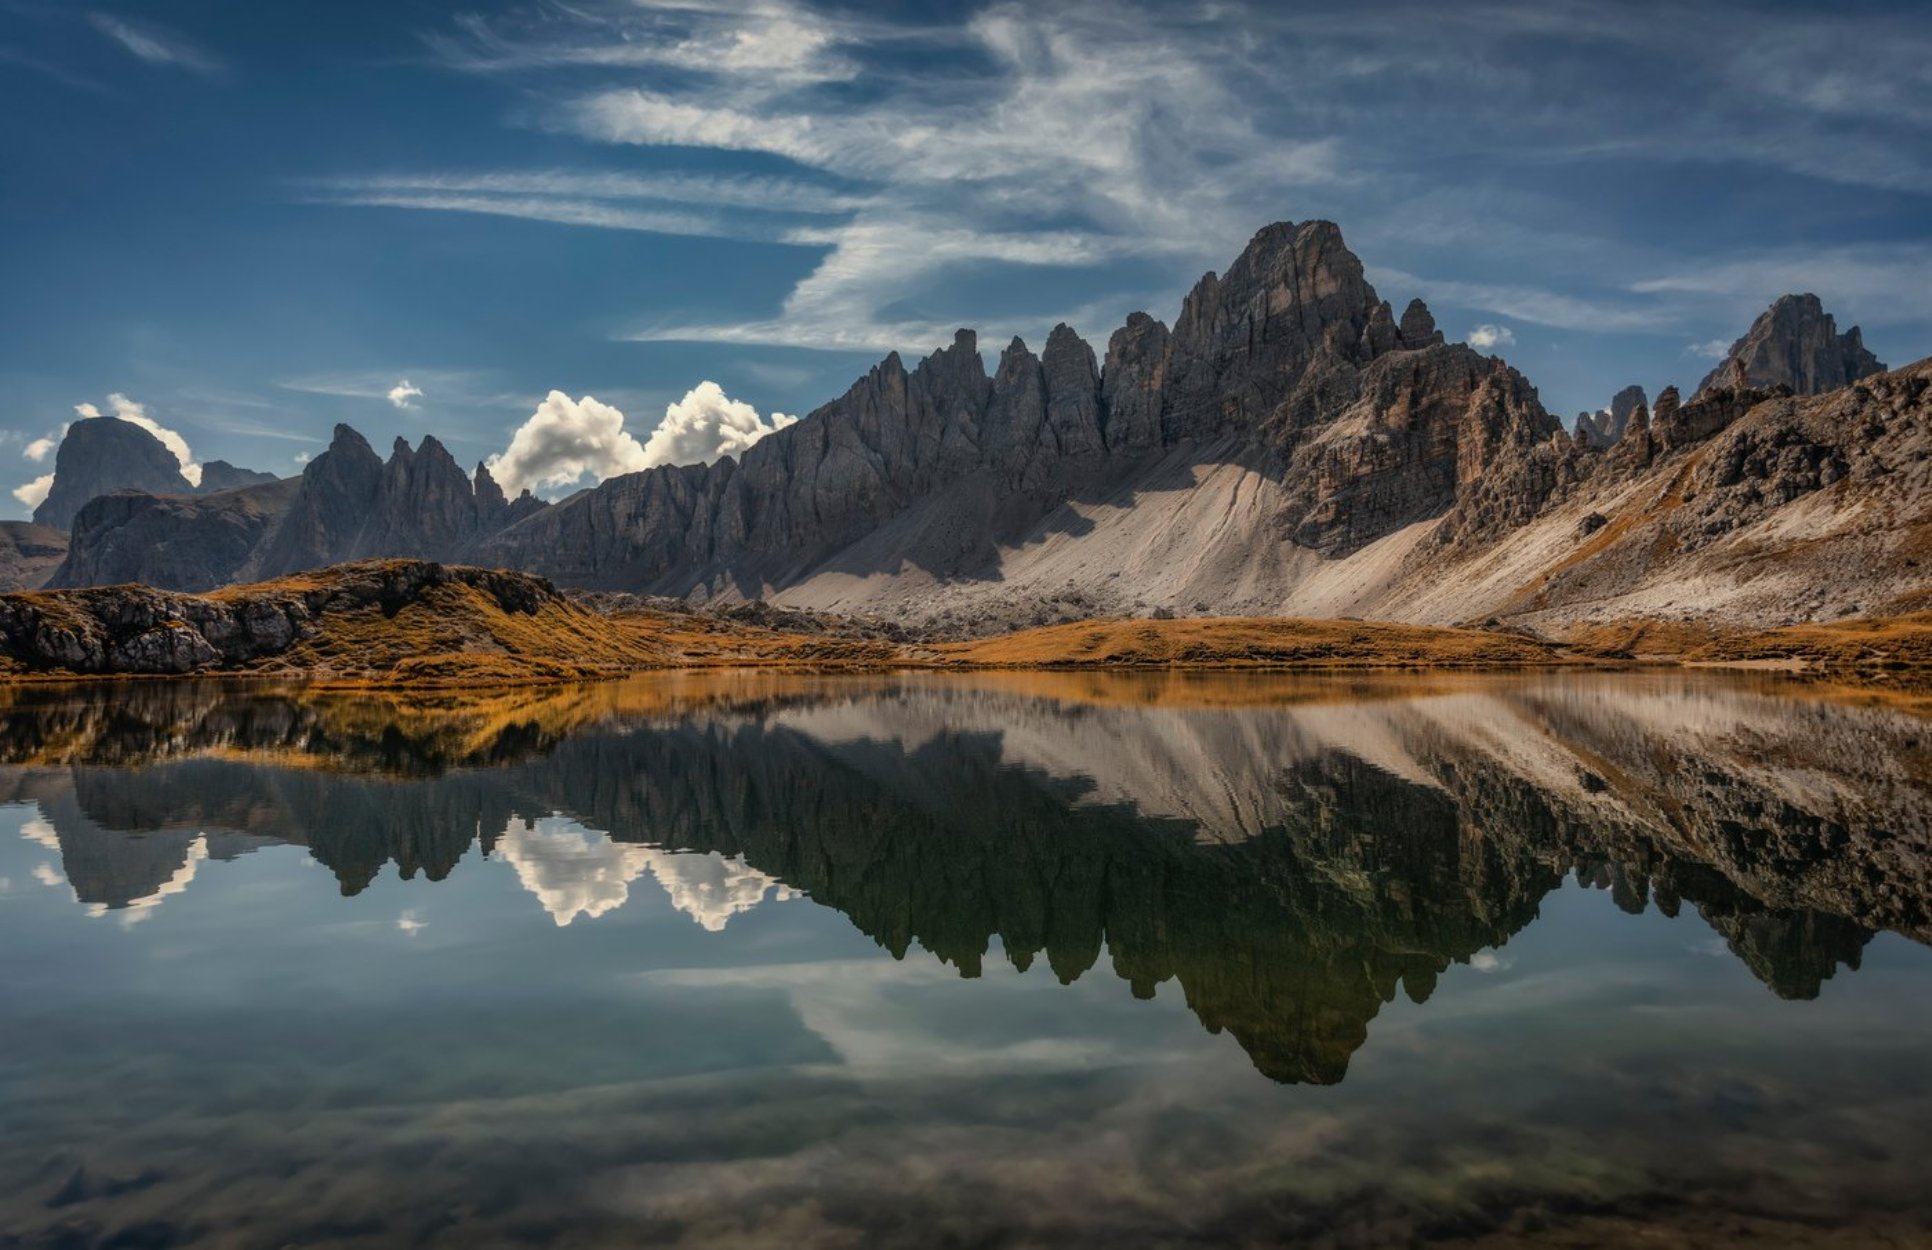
2;670;1930;1248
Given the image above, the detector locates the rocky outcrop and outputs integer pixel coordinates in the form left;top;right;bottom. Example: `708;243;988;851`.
32;417;195;531
0;560;565;675
1574;384;1647;448
54;478;300;592
1696;294;1885;398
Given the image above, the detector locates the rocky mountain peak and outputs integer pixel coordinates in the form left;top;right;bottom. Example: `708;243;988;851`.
1695;293;1885;398
32;417;192;531
1399;298;1444;348
1574;383;1648;449
197;460;279;494
474;461;508;513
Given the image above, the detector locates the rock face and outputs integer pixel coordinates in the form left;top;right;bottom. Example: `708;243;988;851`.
47;430;540;591
0;560;562;675
32;418;196;531
1696;294;1885;398
1574;384;1647;448
482;220;1556;593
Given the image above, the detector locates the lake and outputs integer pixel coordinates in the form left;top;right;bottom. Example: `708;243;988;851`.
2;670;1929;1248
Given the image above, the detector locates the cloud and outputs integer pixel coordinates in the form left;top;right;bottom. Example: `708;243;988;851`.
487;391;647;496
396;910;427;936
1466;324;1516;350
407;1;1347;353
428;2;857;82
488;383;796;496
88;13;225;77
1687;339;1731;360
23;426;66;462
299;169;865;239
74;394;202;487
1631;244;1932;323
380;0;1932;376
12;474;54;509
387;379;424;409
640;382;796;468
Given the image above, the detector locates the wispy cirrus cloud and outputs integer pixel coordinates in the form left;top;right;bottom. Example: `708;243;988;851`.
295;168;864;240
87;12;224;77
307;0;1932;395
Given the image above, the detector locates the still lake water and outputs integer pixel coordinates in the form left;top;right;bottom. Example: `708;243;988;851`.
2;670;1930;1248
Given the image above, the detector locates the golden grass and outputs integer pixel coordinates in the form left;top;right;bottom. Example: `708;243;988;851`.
262;582;673;685
922;615;1566;669
8;559;1932;689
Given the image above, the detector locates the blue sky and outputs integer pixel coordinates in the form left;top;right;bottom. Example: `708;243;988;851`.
2;0;1929;516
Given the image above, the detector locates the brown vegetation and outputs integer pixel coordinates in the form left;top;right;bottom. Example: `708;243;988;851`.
921;615;1566;668
3;560;1931;687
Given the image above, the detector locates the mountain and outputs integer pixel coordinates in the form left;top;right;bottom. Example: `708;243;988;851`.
29;415;281;536
1573;383;1646;448
480;221;1556;611
197;459;279;493
43;220;1932;632
47;428;545;591
32;416;197;531
1696;293;1885;397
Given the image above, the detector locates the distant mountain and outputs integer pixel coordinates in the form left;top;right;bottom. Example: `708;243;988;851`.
45;220;1932;630
33;417;196;531
30;415;281;534
48;427;544;592
1573;384;1647;449
1695;293;1885;398
197;460;279;493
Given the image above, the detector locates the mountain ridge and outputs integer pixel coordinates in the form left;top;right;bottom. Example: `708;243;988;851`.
24;218;1930;635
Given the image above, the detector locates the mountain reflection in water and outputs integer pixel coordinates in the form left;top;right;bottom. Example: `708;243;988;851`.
7;672;1929;1081
3;671;1931;1248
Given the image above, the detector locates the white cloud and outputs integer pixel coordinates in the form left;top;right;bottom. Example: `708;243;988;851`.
1687;338;1731;360
1466;324;1516;350
298;169;866;239
641;381;797;468
293;451;312;465
12;474;54;509
428;1;855;83
88;13;225;76
493;817;791;930
488;382;795;496
397;910;427;936
487;391;648;496
387;379;424;409
416;2;1345;353
74;394;202;487
23;426;65;462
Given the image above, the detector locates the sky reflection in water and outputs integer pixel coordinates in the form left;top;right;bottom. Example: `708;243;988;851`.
1;670;1930;1248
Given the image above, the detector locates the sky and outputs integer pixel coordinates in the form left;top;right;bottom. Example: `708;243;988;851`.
2;0;1930;517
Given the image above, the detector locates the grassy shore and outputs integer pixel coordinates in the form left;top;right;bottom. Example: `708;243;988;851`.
2;561;1929;686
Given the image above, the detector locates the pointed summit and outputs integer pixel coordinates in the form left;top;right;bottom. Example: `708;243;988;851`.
1695;294;1885;398
1399;298;1443;348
